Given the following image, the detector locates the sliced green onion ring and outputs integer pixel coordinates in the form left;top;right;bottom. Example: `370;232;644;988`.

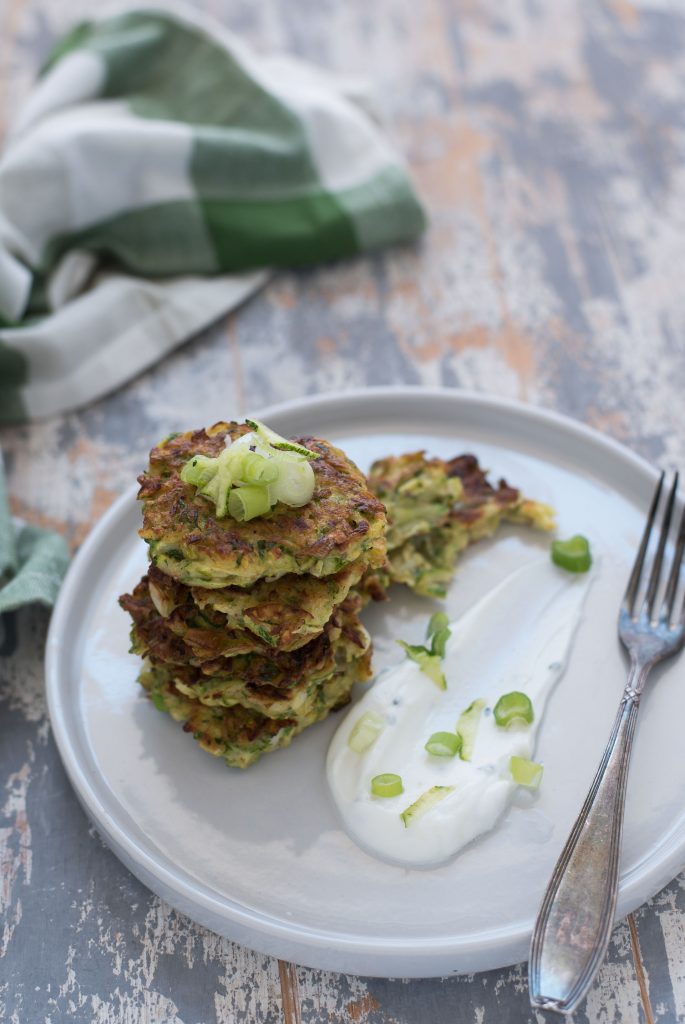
240;450;279;485
180;453;220;489
509;756;544;788
424;731;461;758
227;485;272;522
456;698;486;761
400;785;455;827
493;691;534;728
348;711;385;753
199;474;220;502
271;458;316;507
551;534;592;573
371;773;404;798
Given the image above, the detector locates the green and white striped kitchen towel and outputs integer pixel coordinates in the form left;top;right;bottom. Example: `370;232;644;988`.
0;4;426;424
0;454;69;613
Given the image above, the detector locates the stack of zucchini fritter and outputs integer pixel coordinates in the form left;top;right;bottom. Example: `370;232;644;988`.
119;422;387;768
120;424;555;771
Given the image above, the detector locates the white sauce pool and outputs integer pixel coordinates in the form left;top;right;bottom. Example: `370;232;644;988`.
326;558;592;867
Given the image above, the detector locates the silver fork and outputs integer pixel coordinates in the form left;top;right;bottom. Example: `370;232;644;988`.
529;471;685;1016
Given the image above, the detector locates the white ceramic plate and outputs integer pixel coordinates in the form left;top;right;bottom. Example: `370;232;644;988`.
45;388;685;978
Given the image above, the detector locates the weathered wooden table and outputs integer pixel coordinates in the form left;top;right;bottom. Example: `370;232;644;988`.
3;0;685;1020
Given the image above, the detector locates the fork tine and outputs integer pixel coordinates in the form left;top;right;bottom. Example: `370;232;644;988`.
662;494;685;622
623;471;664;615
645;472;678;619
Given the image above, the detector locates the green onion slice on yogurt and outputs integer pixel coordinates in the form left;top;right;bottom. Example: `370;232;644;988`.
397;611;452;690
371;773;404;798
493;691;534;728
348;711;385;754
509;756;544;788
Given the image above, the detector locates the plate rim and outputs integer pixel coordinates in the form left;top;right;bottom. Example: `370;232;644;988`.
46;385;683;977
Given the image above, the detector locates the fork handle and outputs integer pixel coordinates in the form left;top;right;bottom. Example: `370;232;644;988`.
528;670;645;1015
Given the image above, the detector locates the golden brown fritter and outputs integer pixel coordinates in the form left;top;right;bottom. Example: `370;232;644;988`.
140;538;384;653
139;656;364;769
120;578;370;681
140;642;372;721
363;452;555;598
137;422;387;588
364;450;464;549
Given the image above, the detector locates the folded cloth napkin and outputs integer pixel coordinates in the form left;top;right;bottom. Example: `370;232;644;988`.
0;4;426;424
0;455;69;614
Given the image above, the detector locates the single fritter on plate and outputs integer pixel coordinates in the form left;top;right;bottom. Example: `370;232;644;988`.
137;422;387;588
364;452;555;598
140;659;363;769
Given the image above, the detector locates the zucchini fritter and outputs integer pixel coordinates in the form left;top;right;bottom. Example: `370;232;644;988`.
140;656;364;769
364;450;464;550
141;642;372;721
365;452;555;598
137;422;387;588
120;578;370;672
190;538;384;651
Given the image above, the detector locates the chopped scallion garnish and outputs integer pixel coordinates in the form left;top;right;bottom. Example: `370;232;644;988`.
180;453;221;489
245;419;320;460
427;611;450;639
227;485;272;522
551;535;592;573
400;785;455;827
509;756;543;788
179;420;319;521
398;642;446;690
371;773;404;798
430;627;450;659
348;711;385;753
271;457;316;507
397;611;452;689
424;731;461;758
493;691;534;728
241;451;280;485
426;611;451;656
212;450;236;518
456;698;486;761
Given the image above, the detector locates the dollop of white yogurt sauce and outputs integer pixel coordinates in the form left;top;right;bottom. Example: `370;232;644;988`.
326;558;592;867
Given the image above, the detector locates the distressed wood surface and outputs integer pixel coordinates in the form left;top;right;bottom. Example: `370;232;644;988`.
2;0;685;1021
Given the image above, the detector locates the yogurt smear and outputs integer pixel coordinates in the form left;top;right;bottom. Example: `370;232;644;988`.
326;558;592;867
